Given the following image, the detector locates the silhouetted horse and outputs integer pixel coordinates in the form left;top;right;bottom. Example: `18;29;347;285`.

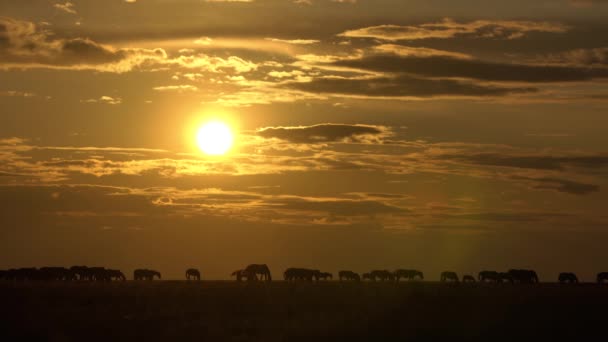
440;271;459;282
508;269;539;284
462;275;476;283
338;270;360;282
558;272;578;284
597;272;608;284
186;268;201;281
478;271;500;283
134;269;161;280
370;270;395;282
244;264;272;282
284;268;315;282
393;269;424;281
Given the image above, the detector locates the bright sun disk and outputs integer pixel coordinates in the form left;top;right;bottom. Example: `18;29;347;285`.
196;121;234;156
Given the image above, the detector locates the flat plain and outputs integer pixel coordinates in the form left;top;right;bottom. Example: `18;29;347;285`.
2;281;607;341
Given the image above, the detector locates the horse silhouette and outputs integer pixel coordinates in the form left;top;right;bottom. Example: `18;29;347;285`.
134;269;161;281
186;268;201;281
338;270;360;282
597;272;608;283
478;271;500;283
558;272;578;284
462;275;476;283
244;264;272;282
440;271;459;282
393;269;424;281
284;268;315;282
508;269;538;284
370;270;395;282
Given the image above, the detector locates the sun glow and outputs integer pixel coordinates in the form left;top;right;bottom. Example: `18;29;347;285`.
196;121;234;156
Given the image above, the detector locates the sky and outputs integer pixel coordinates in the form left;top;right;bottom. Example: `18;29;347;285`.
1;0;608;280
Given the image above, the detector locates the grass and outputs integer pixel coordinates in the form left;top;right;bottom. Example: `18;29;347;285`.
1;281;607;341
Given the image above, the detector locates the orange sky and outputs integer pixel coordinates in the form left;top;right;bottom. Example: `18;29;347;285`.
1;0;608;280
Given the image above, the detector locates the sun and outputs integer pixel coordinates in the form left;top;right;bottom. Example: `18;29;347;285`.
196;121;234;156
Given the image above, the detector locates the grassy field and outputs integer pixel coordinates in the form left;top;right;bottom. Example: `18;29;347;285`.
1;281;607;341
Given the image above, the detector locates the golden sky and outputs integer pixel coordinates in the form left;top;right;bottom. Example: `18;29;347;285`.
1;0;608;280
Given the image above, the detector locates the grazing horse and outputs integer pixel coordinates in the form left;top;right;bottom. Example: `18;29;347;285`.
508;269;539;284
186;268;201;281
440;271;459;282
558;272;578;284
370;270;395;282
244;264;272;282
393;269;424;281
597;272;608;284
478;271;500;283
284;268;315;282
134;269;161;281
338;270;360;282
462;275;476;283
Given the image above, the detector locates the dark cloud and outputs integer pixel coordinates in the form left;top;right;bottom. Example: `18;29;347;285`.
442;153;608;170
270;197;407;216
288;74;536;98
519;177;600;195
334;55;608;83
257;123;388;143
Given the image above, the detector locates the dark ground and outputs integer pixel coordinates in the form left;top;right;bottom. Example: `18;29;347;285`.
1;281;607;341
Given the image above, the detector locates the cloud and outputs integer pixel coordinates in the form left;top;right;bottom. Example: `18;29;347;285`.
334;55;608;83
339;18;568;41
372;44;472;60
544;47;608;67
0;18;167;72
265;38;320;45
0;17;257;74
441;153;608;171
287;74;536;98
522;177;600;195
81;96;122;105
153;85;199;92
257;124;390;143
54;2;77;15
0;90;35;97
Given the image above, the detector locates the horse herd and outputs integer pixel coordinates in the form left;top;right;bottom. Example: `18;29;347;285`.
3;265;608;284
